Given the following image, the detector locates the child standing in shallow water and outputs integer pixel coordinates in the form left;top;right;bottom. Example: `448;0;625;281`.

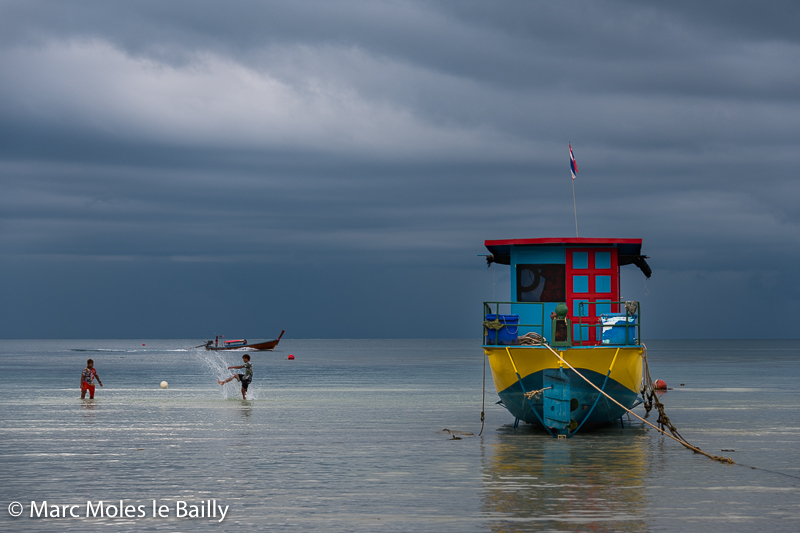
80;359;103;399
218;354;253;400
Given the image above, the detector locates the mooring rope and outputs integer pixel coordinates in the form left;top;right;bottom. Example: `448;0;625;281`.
523;386;552;400
479;349;487;437
640;345;691;443
540;342;735;464
480;343;800;479
517;332;545;346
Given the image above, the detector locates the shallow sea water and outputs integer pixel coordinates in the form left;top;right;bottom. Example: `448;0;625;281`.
0;339;798;532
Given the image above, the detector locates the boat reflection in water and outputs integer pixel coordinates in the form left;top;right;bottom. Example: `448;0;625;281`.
481;423;650;532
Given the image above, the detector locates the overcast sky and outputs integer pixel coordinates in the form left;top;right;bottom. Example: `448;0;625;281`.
1;1;798;339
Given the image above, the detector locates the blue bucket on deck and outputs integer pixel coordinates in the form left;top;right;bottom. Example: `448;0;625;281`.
484;314;520;345
601;314;637;345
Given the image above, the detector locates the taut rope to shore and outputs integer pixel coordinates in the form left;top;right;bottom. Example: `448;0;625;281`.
482;343;800;480
540;342;735;464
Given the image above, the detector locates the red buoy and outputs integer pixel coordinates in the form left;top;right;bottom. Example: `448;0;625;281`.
288;354;295;360
654;379;668;390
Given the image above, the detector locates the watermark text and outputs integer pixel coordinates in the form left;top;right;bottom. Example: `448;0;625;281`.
7;500;228;522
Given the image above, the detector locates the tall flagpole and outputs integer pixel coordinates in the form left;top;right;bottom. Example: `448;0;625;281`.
572;178;578;237
569;143;579;237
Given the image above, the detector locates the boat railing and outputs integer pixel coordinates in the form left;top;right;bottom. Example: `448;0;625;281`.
482;301;546;345
482;300;641;346
573;300;640;346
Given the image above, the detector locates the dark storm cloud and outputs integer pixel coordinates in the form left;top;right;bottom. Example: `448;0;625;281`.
0;1;798;338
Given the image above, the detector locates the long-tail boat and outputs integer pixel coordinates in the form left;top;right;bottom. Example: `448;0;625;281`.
482;237;651;436
203;330;285;351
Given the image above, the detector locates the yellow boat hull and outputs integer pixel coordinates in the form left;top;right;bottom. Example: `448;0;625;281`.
484;345;645;432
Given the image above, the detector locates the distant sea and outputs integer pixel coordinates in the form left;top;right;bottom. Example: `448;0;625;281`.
1;339;798;532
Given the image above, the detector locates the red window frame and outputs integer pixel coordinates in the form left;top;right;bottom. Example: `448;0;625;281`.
566;248;619;345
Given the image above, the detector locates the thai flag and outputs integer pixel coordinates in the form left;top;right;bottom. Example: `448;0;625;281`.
569;143;578;180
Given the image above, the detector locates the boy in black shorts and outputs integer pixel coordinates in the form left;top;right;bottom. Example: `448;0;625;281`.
218;354;253;399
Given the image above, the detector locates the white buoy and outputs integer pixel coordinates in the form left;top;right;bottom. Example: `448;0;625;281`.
160;381;168;389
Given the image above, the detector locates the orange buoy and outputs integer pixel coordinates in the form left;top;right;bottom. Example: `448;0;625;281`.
654;379;668;390
288;354;295;360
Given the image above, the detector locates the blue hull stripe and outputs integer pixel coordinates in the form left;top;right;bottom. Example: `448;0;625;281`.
498;367;638;430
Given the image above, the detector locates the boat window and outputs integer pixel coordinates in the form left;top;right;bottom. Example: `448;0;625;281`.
516;264;565;302
572;275;589;293
595;252;611;269
573;299;589;317
595;275;611;293
572;252;588;269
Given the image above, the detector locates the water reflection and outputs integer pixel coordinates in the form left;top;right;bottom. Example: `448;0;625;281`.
482;423;651;532
80;399;97;423
238;401;253;419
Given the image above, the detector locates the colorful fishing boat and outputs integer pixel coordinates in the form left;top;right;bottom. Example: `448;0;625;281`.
482;237;651;436
203;330;285;351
